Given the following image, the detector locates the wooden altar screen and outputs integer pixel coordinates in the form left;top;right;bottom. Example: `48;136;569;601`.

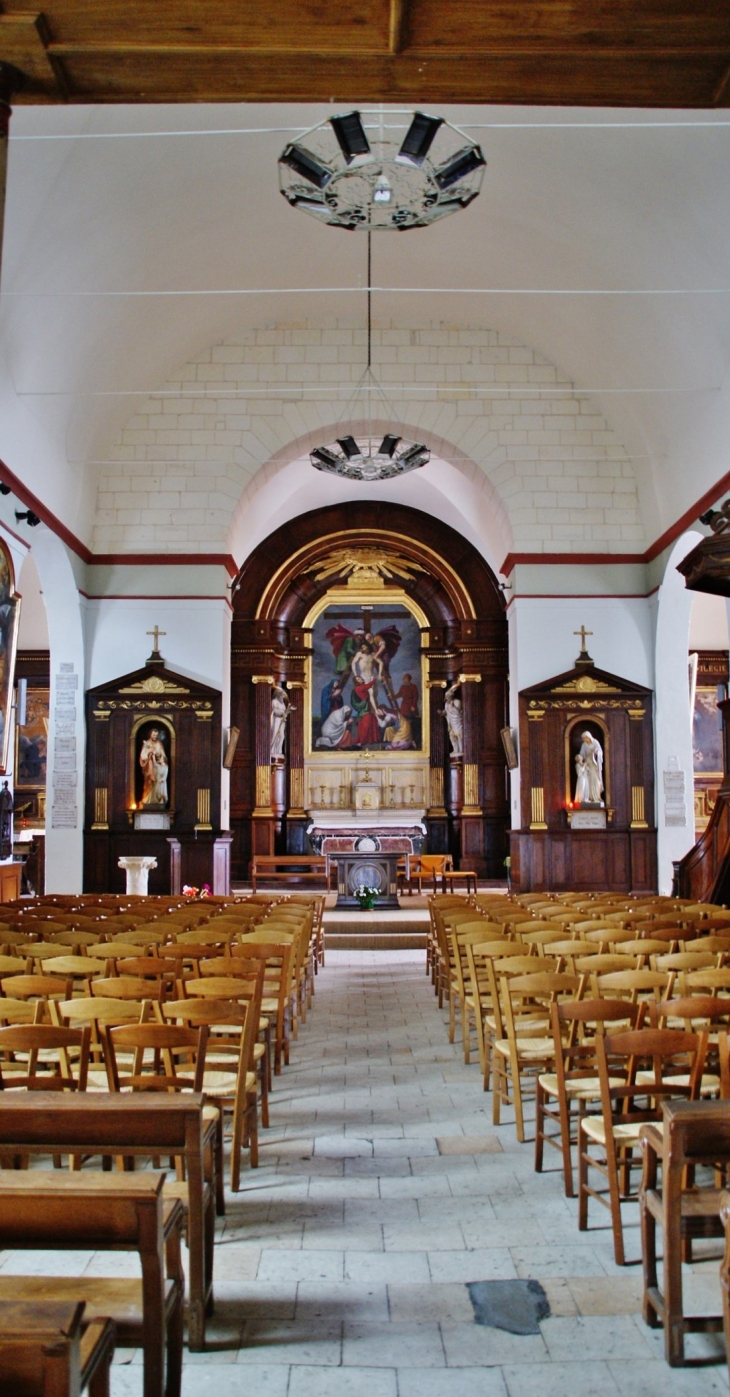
511;651;656;893
228;502;510;882
83;651;229;894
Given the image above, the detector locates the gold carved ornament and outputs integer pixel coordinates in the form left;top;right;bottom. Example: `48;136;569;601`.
307;547;426;587
119;675;190;694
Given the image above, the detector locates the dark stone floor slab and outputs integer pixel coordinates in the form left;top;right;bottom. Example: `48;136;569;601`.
467;1278;551;1335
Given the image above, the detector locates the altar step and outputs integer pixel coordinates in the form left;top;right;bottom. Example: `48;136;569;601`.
323;908;428;951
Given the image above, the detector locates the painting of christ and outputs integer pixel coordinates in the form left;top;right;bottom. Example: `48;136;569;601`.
311;602;423;753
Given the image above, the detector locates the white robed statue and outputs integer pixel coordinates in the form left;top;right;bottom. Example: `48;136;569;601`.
574;730;604;805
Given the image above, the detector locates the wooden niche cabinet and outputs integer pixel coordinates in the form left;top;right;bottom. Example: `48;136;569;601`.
511;650;656;893
84;652;230;895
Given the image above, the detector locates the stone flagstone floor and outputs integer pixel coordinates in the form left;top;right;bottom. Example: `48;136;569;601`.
2;948;728;1395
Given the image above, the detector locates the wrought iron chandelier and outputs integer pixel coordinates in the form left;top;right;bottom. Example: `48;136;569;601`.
308;233;430;483
279;109;485;232
282;109;485;481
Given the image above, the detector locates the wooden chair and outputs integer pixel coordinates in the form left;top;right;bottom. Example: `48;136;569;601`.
176;968;269;1126
590;967;670;1006
0;1298;115;1397
161;987;263;1188
465;945;534;1087
0;1024;90;1092
101;1021;208;1096
536;997;644;1197
642;1099;730;1365
492;970;582;1142
2;975;72;1005
39;956;107;987
230;939;294;1078
51;996;150;1085
578;1027;707;1265
415;854;453;895
234;932;297;1066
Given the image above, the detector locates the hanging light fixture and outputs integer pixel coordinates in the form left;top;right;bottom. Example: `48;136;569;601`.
279;109;485;231
308;232;430;483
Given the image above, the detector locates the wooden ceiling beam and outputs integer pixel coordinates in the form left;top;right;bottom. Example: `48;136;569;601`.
389;0;408;55
42;43;730;62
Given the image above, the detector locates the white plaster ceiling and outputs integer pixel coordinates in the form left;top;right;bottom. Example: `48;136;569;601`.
1;102;729;549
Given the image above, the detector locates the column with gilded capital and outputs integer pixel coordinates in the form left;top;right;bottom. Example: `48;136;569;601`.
285;680;309;852
426;678;448;853
251;675;274;855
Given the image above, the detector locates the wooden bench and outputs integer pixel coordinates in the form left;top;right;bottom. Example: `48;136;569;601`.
0;1299;115;1397
0;1092;216;1353
250;855;331;892
0;1171;183;1397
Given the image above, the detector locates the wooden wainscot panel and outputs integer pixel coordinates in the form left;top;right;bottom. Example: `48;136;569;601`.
607;833;630;889
572;833;610;889
549;833;569;888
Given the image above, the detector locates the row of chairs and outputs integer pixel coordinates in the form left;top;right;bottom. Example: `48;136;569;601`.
429;889;730;1273
0;892;326;1188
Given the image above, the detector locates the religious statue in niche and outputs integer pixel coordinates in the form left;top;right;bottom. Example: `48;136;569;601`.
312;601;422;751
442;682;464;757
136;723;170;808
573;728;604;806
270;685;291;759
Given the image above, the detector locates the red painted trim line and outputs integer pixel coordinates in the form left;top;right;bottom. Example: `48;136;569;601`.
500;551;643;575
0;457;92;563
501;471;730;576
92;553;238;578
643;468;730;564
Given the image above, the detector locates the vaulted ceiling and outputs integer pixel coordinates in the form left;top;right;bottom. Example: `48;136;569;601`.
0;2;729;108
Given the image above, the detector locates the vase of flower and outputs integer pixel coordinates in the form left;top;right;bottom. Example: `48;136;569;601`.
355;884;378;911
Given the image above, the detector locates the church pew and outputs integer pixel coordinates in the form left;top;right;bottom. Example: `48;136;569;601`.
0;1171;183;1397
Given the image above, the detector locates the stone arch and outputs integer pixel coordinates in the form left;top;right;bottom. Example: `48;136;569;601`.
227;418;513;580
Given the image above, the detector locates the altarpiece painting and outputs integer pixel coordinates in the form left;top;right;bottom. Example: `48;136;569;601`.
310;602;424;754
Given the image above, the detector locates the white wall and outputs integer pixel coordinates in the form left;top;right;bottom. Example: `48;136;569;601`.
507;592;655;829
653;532;702;893
17;551;49;649
84;596;232;831
689;590;730;651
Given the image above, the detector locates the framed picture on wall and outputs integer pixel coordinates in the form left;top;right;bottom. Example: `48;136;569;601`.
692;685;724;778
15;685;49;793
0;539;21;773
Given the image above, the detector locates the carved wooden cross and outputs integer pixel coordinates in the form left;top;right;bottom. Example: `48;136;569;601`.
574;625;593;651
147;626;166;652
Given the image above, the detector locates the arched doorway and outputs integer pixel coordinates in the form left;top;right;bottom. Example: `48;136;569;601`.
229;502;509;882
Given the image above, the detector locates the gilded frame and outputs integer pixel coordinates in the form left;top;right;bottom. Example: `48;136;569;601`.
303;585;430;759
